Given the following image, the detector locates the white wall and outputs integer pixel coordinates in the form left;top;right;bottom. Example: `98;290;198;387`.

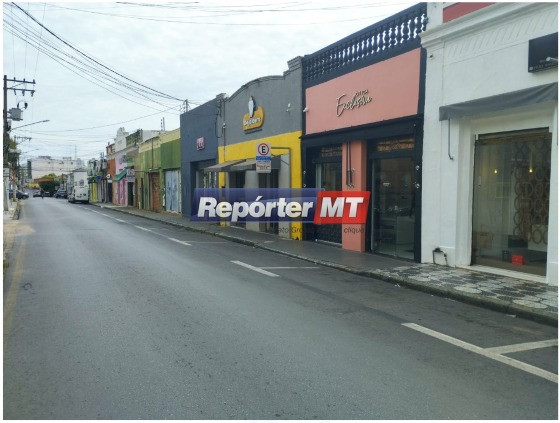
421;2;558;284
30;157;84;179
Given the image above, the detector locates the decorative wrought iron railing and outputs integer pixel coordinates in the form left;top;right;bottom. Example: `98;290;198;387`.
303;3;427;86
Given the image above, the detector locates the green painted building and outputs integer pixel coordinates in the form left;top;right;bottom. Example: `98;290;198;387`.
136;128;181;213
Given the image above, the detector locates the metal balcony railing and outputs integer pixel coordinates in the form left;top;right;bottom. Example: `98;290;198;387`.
303;3;427;86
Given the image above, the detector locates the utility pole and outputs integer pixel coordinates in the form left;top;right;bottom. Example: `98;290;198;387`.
3;75;37;209
3;76;36;158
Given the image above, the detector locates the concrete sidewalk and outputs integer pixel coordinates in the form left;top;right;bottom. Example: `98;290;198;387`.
3;199;21;278
95;203;558;326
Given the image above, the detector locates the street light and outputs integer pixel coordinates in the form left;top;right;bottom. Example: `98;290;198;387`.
10;119;49;131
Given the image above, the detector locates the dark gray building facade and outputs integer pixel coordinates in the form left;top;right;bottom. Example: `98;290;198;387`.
180;96;223;217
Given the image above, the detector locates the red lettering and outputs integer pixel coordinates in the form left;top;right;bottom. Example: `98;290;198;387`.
313;191;370;225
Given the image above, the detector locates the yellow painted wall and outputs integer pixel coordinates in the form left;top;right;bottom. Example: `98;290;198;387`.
160;128;181;144
217;131;303;239
218;131;302;188
139;137;161;154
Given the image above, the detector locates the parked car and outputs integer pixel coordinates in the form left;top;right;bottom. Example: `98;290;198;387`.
8;189;29;199
54;189;68;199
33;190;42;197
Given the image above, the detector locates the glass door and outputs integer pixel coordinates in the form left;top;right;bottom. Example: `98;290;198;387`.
472;130;551;276
315;161;343;244
372;157;415;259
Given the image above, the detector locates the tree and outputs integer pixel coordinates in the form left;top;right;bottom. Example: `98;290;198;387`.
37;173;58;195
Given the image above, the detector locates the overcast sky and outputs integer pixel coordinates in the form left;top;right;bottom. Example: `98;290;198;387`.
3;1;414;162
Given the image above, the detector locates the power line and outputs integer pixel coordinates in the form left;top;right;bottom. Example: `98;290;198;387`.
10;4;16;76
4;10;177;106
31;1;411;26
32;2;46;81
9;2;185;102
11;104;181;133
4;13;182;113
22;2;30;77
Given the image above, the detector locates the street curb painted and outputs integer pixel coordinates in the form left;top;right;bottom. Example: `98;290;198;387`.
97;205;558;327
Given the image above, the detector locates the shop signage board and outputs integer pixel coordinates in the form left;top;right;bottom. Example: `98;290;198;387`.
528;32;558;73
197;137;205;150
256;142;271;173
243;96;265;132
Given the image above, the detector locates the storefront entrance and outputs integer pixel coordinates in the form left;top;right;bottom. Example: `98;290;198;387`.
150;173;162;211
259;171;279;235
372;156;415;260
314;162;343;244
472;128;551;276
165;170;180;212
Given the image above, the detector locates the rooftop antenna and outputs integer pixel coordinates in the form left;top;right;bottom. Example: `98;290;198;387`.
161;117;166;132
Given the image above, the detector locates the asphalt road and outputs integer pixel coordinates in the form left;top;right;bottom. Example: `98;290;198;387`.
3;197;558;419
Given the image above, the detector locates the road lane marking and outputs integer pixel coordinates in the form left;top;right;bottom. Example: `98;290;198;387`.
231;260;279;277
486;339;558;355
135;225;152;232
88;214;196;246
84;208;112;218
261;266;320;269
182;241;227;244
402;323;558;384
168;238;192;246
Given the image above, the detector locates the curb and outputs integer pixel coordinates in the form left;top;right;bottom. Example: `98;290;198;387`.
3;201;21;279
97;205;558;327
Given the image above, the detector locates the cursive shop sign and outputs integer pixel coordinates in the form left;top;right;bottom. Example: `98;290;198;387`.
336;89;372;117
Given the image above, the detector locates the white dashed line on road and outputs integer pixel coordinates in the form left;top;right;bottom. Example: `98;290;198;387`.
135;226;152;232
168;238;192;246
402;323;558;384
231;261;279;277
261;266;320;269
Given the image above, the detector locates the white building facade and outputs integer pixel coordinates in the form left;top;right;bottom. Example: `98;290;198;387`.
420;2;557;285
29;156;84;180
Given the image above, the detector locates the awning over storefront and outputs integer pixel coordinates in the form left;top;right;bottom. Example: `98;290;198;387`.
113;169;128;181
229;156;282;172
204;159;244;172
439;82;558;121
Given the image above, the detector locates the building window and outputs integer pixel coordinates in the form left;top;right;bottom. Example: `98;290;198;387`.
316;162;342;191
196;171;217;189
472;128;551;276
203;171;217;189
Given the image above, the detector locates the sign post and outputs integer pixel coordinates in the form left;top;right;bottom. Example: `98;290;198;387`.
256;142;271;174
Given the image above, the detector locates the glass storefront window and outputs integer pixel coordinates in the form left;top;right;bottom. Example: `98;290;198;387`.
472;129;551;276
373;157;415;260
316;162;342;191
315;161;342;244
196;170;217;189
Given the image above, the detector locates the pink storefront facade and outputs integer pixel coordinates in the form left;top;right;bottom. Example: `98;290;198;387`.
113;152;133;206
301;3;427;261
